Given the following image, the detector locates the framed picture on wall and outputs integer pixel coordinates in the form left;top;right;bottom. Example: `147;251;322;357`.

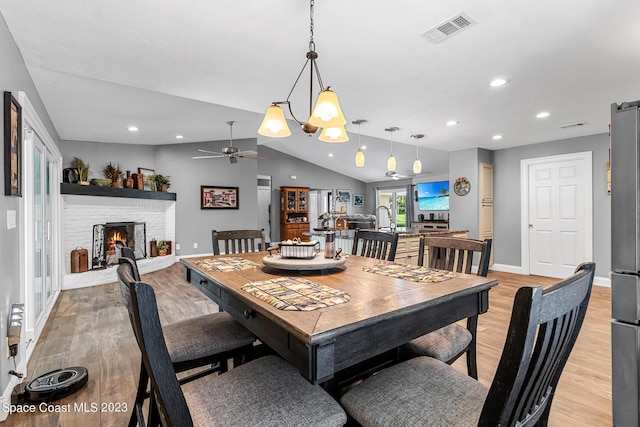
137;167;155;191
337;189;351;203
4;92;22;196
201;185;239;209
353;194;364;207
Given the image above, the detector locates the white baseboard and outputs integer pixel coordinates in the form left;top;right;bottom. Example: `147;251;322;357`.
490;263;527;275
490;263;610;287
0;358;27;422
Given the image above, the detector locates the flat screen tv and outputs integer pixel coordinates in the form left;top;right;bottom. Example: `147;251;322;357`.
417;181;450;211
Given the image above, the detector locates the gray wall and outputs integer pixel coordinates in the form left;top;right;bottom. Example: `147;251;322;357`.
60;138;259;256
493;133;610;277
59;141;368;253
449;148;481;239
0;14;61;394
258;146;367;241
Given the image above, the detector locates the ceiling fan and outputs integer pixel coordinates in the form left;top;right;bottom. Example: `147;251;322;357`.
192;121;264;164
385;171;411;180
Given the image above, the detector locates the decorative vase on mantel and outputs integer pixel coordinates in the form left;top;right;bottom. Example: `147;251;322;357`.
123;171;134;189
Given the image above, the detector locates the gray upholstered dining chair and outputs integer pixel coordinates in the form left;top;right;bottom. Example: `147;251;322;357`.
340;262;595;427
128;279;347;427
117;261;256;427
351;229;399;261
406;236;492;378
212;229;266;255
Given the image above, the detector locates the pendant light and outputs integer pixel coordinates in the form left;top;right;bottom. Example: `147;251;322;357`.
411;134;424;174
353;119;367;167
258;0;346;140
385;127;399;172
319;125;349;143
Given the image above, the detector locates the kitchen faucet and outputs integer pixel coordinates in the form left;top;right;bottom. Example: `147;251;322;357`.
376;205;392;230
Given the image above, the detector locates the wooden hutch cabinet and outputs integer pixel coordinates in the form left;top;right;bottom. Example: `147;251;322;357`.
280;186;310;241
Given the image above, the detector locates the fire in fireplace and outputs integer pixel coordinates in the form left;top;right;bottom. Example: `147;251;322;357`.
92;222;146;268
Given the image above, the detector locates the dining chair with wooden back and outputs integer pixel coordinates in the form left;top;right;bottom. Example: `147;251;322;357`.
351;229;399;261
212;229;266;255
116;261;256;427
407;236;492;379
128;279;347;427
340;262;596;427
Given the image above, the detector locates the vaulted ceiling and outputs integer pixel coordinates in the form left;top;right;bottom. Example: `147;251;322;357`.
1;0;638;182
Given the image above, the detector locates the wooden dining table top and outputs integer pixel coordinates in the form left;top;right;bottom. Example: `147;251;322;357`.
180;252;499;346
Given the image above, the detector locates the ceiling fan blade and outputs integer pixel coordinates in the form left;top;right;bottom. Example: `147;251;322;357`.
192;154;225;159
237;155;267;160
197;148;223;155
235;150;258;156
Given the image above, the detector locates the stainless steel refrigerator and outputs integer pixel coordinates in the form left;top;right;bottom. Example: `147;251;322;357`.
611;100;640;426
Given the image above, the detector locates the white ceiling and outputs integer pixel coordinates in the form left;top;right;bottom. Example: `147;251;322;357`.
1;0;639;182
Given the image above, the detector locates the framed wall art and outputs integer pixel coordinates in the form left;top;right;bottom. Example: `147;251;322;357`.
4;92;22;196
137;167;155;191
337;189;351;203
201;185;239;209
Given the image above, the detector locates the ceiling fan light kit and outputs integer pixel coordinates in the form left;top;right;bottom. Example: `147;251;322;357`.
257;0;347;141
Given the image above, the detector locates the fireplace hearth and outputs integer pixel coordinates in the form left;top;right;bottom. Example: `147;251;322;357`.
92;222;146;268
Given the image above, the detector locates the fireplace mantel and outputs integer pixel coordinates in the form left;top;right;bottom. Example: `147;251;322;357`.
61;183;176;201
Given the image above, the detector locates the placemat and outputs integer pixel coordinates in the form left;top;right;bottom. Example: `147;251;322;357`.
362;263;457;283
194;257;260;272
241;277;350;311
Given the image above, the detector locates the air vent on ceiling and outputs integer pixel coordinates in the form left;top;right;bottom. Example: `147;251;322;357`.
558;122;588;129
420;12;477;44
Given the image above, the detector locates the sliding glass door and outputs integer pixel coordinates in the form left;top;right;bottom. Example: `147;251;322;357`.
21;91;61;346
377;188;407;230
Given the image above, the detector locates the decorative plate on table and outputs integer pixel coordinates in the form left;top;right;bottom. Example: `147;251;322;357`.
454;177;471;196
262;254;346;271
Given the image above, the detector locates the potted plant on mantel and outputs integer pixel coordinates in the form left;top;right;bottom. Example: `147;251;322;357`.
69;157;90;185
103;162;123;188
154;174;171;192
156;240;168;256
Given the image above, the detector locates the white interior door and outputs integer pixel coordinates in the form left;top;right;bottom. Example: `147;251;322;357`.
257;175;271;243
309;191;318;229
524;153;592;278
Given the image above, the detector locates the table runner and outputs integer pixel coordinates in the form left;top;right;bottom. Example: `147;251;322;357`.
362;263;457;283
194;257;260;272
241;277;350;311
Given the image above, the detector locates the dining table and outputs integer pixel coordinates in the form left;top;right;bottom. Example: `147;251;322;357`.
180;252;498;392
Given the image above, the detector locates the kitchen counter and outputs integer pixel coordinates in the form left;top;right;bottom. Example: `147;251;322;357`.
303;228;469;262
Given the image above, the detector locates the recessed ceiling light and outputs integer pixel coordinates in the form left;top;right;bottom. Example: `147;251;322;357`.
127;126;139;132
446;120;459;126
536;111;552;119
492;134;503;140
488;78;509;87
175;135;184;139
328;153;334;157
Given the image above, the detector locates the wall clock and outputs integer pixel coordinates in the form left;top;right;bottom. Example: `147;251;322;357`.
454;177;471;196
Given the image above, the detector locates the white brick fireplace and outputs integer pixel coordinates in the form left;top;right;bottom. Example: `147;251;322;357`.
62;194;176;289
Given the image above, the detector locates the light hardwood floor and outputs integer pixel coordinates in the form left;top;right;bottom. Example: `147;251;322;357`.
4;264;612;426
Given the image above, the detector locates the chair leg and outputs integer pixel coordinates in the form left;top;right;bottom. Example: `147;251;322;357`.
466;315;479;380
129;359;149;427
